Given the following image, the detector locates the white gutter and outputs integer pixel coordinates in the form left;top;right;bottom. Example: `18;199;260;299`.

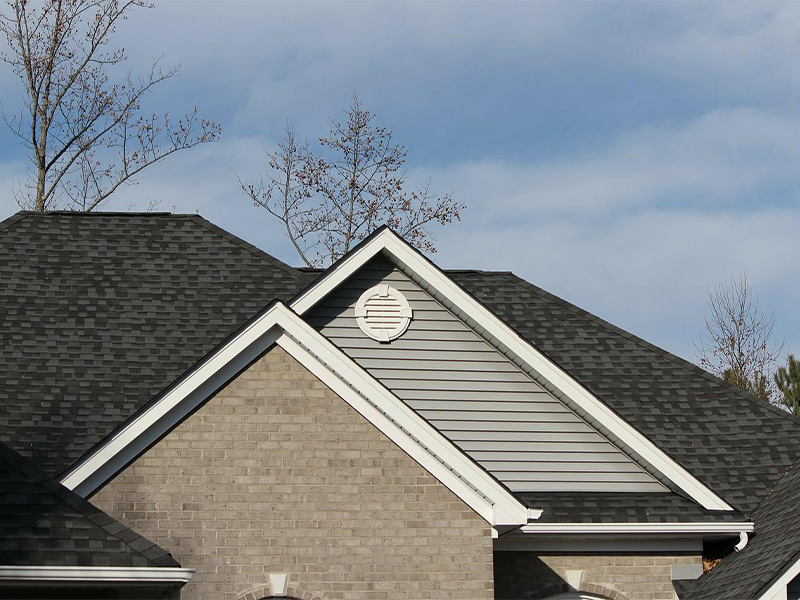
0;566;195;583
520;522;754;535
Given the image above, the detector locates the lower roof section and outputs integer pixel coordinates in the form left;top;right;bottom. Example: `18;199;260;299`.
0;440;179;569
516;492;748;524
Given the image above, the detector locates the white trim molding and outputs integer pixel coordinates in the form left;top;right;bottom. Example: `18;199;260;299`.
0;566;194;583
757;554;800;600
290;228;735;511
59;303;531;527
519;522;754;535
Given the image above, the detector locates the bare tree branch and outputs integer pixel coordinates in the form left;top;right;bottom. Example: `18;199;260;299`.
0;0;222;211
241;94;464;267
696;273;784;403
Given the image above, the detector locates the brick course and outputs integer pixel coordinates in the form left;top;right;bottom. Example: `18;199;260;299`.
92;346;494;600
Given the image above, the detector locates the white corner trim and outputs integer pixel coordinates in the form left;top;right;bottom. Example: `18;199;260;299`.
757;553;800;600
59;303;529;526
519;522;754;535
290;228;734;512
0;566;194;583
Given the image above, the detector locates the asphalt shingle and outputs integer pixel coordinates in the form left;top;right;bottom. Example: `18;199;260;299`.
0;211;313;476
0;439;178;567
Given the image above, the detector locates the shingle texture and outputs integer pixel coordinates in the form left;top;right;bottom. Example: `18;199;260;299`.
518;492;746;523
0;212;313;475
680;458;800;599
0;438;178;567
449;271;800;514
2;212;798;520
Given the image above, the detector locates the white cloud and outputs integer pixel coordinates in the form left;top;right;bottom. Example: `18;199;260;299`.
415;107;800;220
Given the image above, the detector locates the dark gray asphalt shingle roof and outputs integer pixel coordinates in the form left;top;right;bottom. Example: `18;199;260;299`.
449;270;800;515
681;457;800;599
0;211;313;476
1;212;798;522
0;439;178;567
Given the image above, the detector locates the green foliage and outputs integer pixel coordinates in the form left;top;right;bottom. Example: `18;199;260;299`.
774;354;800;418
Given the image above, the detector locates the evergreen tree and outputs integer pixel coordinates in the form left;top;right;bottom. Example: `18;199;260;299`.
775;355;800;418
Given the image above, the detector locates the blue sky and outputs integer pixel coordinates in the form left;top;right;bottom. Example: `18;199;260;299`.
1;1;798;363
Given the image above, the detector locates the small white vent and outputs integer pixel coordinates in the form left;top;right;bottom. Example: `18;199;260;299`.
354;284;413;343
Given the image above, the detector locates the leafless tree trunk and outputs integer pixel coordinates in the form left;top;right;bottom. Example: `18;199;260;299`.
0;0;221;212
241;94;464;267
696;273;783;402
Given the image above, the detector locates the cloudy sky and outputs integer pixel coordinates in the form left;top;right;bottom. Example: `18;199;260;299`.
0;1;798;364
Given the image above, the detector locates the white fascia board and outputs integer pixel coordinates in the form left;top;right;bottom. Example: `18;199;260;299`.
291;229;734;512
757;554;800;600
59;303;528;526
0;566;194;583
520;522;754;535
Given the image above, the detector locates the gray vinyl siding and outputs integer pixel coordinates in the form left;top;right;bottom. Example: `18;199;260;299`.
307;256;665;493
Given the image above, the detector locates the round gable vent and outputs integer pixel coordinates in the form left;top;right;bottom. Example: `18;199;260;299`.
354;284;413;343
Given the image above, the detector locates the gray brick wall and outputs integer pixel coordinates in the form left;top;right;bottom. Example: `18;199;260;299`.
92;346;494;600
495;551;701;600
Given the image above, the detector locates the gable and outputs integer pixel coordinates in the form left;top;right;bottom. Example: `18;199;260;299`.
307;255;665;494
91;345;494;600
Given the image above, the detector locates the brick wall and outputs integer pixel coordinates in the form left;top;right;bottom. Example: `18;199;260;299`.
92;346;494;600
495;551;701;600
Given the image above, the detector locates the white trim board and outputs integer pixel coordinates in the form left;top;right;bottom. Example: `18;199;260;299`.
757;553;800;600
0;566;194;583
59;303;530;527
519;522;754;535
290;228;734;511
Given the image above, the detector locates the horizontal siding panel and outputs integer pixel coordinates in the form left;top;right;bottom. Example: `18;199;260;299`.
483;461;646;473
472;451;634;463
406;400;574;414
399;391;566;403
420;409;583;423
457;440;625;453
307;256;664;494
444;430;606;443
495;471;659;483
509;481;666;493
358;358;522;373
429;420;593;433
382;379;543;392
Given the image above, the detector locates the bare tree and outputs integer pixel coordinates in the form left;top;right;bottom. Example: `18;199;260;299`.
0;0;222;212
696;273;783;402
241;94;464;267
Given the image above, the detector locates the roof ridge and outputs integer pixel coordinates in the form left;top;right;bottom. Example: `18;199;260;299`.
0;442;178;568
498;271;800;430
0;211;31;233
15;210;188;216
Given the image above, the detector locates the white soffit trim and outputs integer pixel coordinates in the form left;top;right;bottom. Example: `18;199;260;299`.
290;229;734;512
0;566;194;583
59;303;529;526
519;522;754;535
757;554;800;600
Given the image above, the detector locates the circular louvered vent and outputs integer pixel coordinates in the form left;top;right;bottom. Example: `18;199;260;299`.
354;284;413;343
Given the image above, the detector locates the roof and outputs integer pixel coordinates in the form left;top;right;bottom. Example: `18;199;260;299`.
0;439;178;567
680;457;800;599
449;271;800;514
516;493;747;524
0;211;313;475
1;212;797;517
